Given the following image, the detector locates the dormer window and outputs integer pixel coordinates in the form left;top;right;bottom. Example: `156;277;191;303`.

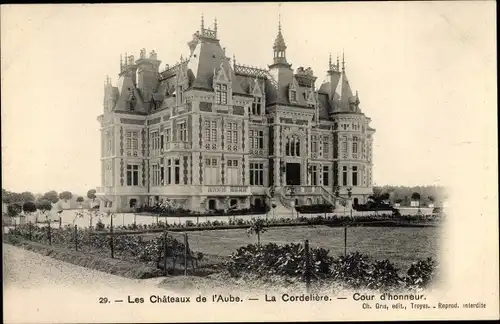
215;84;228;105
252;97;262;115
290;90;297;102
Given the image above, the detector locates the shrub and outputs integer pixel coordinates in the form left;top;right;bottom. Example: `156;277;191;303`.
330;252;372;288
404;257;438;289
296;204;334;214
7;203;22;217
95;219;105;231
367;260;403;291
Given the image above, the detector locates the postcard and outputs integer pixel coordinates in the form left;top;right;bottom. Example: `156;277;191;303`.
1;2;498;322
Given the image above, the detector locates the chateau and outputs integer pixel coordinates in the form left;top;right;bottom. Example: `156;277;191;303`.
97;17;375;213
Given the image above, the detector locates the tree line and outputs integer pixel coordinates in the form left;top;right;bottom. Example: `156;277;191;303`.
372;185;448;206
2;188;97;217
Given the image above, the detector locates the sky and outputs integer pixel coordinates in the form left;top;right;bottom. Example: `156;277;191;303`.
1;2;496;195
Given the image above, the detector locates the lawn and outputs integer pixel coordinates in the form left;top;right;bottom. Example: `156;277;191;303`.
164;225;440;272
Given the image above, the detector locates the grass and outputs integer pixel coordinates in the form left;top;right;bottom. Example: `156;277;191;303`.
163;225;439;272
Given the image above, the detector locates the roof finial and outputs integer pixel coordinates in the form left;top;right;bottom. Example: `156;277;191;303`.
329;53;332;69
278;3;282;33
201;13;205;31
233;53;236;66
336;53;340;70
120;54;123;71
214;17;218;34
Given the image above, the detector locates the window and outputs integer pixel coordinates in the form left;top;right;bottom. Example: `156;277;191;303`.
178;85;184;104
342;166;348;186
227;159;238;167
323;137;330;157
252;97;262;115
174;159;180;184
352;136;358;156
311;135;318;154
290;90;297;101
250;163;264;186
204;120;218;150
286;136;300;157
342;141;348;153
215;84;228;105
150;130;160;156
125;131;139;156
323;166;330;186
160;166;164;184
178;121;187;142
204;157;220;185
166;159;172;184
126;164;139;186
152;164;161;186
352;166;358;186
250;130;264;149
226;122;238;151
165;128;171;143
311;165;318;186
160;134;164;151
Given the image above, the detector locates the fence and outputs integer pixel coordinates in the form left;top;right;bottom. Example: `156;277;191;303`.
4;217;438;292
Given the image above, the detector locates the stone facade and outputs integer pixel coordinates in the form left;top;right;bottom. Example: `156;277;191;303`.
97;17;376;213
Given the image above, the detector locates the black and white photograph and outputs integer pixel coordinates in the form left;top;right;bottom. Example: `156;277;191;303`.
2;2;498;323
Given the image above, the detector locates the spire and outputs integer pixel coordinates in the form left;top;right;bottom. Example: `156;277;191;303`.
342;51;346;72
329;53;332;68
271;8;289;67
214;17;217;35
201;13;205;31
336;53;340;70
120;54;123;72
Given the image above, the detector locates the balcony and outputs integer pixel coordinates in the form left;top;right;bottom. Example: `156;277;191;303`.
202;185;252;196
165;141;192;152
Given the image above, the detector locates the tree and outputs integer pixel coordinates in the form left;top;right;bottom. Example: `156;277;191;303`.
7;203;22;217
36;199;53;222
246;218;267;245
21;191;35;202
87;189;96;202
43;191;59;204
411;192;421;201
59;191;73;202
427;195;435;203
76;196;84;203
22;201;37;215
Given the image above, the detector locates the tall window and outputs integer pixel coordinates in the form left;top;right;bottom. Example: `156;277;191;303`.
226;122;238;150
250;163;264;186
290;90;297;101
165;128;171;143
178;121;187;142
227;159;240;185
166;159;172;185
160;134;164;151
204;120;218;150
323;166;330;186
125;131;139;157
178;85;184;104
311;135;318;154
342;166;348;186
352;166;358;186
150;130;160;156
174;159;180;184
286;136;300;157
323;137;330;157
250;130;264;149
204;158;220;185
352;136;358;158
152;164;161;186
160;165;164;185
126;164;139;186
311;165;318;186
215;84;228;104
252;97;262;115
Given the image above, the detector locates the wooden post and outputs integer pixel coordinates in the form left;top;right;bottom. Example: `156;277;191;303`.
184;233;188;276
305;239;311;293
74;225;78;251
13;218;17;234
48;219;52;245
110;215;114;259
163;230;168;276
59;216;62;229
344;226;347;256
29;221;32;241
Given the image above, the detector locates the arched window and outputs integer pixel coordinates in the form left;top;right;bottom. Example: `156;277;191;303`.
286;135;301;157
